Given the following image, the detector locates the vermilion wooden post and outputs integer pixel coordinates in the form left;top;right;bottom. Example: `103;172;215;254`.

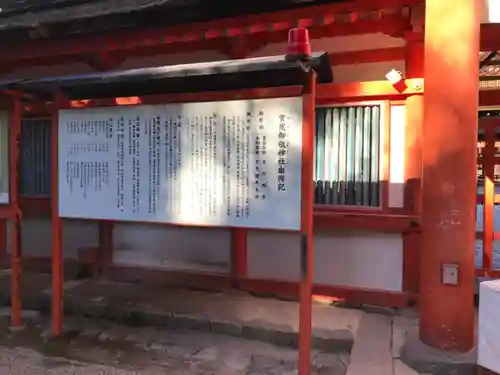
420;0;481;351
231;229;247;285
98;221;114;272
404;39;424;79
483;123;495;270
9;95;22;327
0;220;6;267
51;92;63;337
298;69;316;375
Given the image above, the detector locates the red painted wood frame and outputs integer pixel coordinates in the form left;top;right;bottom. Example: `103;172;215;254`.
49;85;315;336
15;79;424;310
8;96;22;328
51;92;63;336
0;0;490;70
299;71;315;375
0;94;23;327
0;0;420;69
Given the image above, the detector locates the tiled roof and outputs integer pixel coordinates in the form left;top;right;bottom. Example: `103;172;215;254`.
0;0;353;32
0;0;181;30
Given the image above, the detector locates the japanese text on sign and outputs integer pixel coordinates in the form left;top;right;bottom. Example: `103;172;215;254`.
58;97;303;231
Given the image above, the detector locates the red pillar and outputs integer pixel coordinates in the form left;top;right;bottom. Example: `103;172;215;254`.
231;229;247;286
9;96;22;327
298;70;316;375
51;93;63;337
0;220;6;267
420;0;482;351
98;221;114;273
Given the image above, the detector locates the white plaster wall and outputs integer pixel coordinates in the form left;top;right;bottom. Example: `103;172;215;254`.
112;224;231;273
6;218;98;259
12;32;407;289
389;104;406;208
482;0;500;23
247;230;403;291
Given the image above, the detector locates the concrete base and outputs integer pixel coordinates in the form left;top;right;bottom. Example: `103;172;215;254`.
400;327;477;375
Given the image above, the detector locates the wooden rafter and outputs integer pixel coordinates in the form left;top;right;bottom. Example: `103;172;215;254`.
0;0;416;67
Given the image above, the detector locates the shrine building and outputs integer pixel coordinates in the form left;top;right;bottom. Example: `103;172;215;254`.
0;0;496;354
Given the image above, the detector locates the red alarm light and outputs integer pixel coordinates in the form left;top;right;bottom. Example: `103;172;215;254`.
286;28;312;61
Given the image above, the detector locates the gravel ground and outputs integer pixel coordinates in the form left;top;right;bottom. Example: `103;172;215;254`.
0;311;349;375
0;347;163;375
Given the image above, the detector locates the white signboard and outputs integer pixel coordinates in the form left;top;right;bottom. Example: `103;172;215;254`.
58;97;303;231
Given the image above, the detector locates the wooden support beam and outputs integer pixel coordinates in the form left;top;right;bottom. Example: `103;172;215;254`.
9;96;22;328
12;80;423;122
0;0;417;67
106;265;417;308
479;89;500;107
0;220;6;267
404;39;424;78
298;70;316;375
481;23;500;51
231;230;247;287
420;0;481;352
51;92;63;338
98;221;114;273
316;79;424;103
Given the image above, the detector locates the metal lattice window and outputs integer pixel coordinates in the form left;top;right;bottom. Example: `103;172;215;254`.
314;105;381;207
20;118;51;196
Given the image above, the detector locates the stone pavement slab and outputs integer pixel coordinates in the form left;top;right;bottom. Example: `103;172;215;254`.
0;274;362;352
346;312;393;375
59;279;361;352
394;359;419;375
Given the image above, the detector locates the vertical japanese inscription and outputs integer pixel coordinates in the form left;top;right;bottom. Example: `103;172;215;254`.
277;114;288;193
174;115;182;216
116;117;125;211
59;97;302;230
254;110;268;200
223;116;231;217
209;112;217;218
146;116;161;216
